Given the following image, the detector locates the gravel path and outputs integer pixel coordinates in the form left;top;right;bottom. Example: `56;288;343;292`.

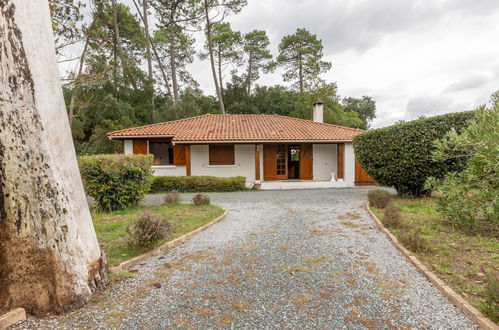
17;188;476;329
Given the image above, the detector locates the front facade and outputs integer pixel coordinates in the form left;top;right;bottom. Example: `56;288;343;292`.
108;104;376;188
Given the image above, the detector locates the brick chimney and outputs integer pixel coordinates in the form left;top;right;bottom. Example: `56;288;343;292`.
313;101;324;123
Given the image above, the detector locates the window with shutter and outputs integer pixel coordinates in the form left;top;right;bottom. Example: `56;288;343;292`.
209;144;235;165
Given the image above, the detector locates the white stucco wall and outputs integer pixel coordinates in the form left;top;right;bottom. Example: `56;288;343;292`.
124;140;133;154
151;165;186;176
312;144;337;181
191;144;256;182
344;142;355;187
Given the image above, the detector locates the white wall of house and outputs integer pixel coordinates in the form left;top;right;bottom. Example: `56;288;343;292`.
151;165;186;176
191;144;256;182
312;144;337;181
344;142;355;186
124;140;133;154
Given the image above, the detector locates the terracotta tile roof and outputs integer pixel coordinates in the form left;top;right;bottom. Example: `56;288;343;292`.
108;114;364;142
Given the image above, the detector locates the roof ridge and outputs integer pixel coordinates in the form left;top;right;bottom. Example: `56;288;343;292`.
271;114;365;132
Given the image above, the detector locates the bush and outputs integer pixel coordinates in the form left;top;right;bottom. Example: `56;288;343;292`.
353;111;476;196
383;205;403;228
79;154;153;211
367;189;392;208
150;175;246;193
399;229;430;253
425;105;498;231
164;190;181;204
127;211;171;249
192;193;210;205
481;265;499;322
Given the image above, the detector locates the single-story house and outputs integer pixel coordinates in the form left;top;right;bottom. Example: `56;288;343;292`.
107;102;376;189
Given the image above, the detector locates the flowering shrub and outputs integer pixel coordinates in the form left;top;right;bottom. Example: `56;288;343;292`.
127;211;171;249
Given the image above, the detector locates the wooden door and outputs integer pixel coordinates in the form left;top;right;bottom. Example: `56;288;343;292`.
337;143;344;179
354;160;377;186
275;144;288;180
133;140;147;154
299;144;313;180
263;144;277;181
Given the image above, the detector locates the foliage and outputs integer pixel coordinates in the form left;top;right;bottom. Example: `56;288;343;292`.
277;28;331;93
383;204;403;228
49;0;85;54
354;111;476;196
243;30;274;93
480;265;499;322
192;193;210;205
342;96;376;129
367;189;392;208
164;190;181;204
425;105;498;231
398;229;430;253
127;211;171;249
150;175;246;193
78;154;153;211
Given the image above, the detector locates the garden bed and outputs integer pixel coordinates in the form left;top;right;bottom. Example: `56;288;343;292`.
371;197;498;323
93;203;224;266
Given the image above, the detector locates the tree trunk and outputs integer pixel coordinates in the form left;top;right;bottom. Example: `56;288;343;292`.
0;0;107;316
169;26;179;103
246;53;253;94
204;0;225;114
142;0;155;123
68;37;89;129
298;53;303;93
218;46;223;96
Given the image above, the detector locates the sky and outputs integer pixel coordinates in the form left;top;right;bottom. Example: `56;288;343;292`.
69;0;499;128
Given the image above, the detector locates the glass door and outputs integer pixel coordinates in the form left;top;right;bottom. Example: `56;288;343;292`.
276;144;288;180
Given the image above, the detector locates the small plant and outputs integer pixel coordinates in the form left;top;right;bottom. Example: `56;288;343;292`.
164;190;181;204
128;211;171;249
383;204;403;228
480;265;499;322
192;193;210;205
399;229;429;253
367;189;392;208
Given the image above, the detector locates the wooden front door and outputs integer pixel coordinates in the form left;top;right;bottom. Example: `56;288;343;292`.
275;144;288;180
263;144;277;181
354;160;377;186
299;144;313;180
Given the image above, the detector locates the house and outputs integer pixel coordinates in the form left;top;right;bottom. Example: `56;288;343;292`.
107;102;376;189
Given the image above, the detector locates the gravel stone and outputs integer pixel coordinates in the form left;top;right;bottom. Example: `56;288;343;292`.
15;188;477;329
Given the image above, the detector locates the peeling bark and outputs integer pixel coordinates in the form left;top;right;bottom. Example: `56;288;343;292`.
0;0;106;315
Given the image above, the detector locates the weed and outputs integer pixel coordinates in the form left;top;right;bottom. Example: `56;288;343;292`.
367;189;392;208
292;294;310;307
193;193;210;205
231;300;251;313
399;229;430;253
108;269;135;284
303;255;333;266
383;205;403;228
276;265;309;274
164;190;181;204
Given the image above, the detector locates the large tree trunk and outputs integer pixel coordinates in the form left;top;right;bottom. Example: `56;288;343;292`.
142;0;155;123
204;0;225;114
169;29;179;103
0;0;107;316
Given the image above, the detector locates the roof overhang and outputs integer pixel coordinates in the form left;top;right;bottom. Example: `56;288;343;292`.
108;135;175;140
173;139;353;144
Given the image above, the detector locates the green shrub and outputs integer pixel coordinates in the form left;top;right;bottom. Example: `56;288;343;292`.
383;205;403;228
367;189;392;208
150;175;246;193
425;105;498;231
79;154;153;211
192;193;210;205
480;265;499;322
353;111;476;196
127;211;171;249
164;190;181;204
399;229;430;253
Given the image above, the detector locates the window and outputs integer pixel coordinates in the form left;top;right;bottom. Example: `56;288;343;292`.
209;144;235;165
149;140;173;165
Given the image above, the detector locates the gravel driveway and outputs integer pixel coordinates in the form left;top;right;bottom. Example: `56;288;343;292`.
17;188;476;329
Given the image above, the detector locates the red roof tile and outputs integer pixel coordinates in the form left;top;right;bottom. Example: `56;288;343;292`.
108;114;364;142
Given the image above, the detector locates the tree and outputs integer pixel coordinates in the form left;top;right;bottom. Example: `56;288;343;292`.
277;28;331;93
201;0;247;114
342;96;376;129
206;22;242;95
242;29;274;94
49;0;85;55
0;0;106;315
426;104;498;231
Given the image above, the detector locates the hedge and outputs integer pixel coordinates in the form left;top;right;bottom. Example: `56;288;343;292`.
353;111;476;196
79;154;153;211
150;176;246;193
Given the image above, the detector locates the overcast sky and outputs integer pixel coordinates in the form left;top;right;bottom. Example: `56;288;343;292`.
70;0;499;128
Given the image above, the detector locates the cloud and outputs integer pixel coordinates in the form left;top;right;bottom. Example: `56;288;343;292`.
405;95;460;119
444;75;489;92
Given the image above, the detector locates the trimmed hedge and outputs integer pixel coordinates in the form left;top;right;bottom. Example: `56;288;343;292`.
353;111;475;196
150;176;246;193
79;154;153;211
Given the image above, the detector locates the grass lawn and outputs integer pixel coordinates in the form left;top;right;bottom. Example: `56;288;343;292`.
372;197;498;323
92;203;224;266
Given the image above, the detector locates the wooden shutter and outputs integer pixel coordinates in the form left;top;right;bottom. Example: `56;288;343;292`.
263;144;277;181
133;140;147;154
173;145;186;165
255;146;260;181
209;144;235;165
337;143;344;179
355;160;377;186
299;144;313;180
186;145;191;176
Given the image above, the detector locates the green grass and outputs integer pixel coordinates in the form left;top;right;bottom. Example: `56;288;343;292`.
93;203;224;266
372;197;499;323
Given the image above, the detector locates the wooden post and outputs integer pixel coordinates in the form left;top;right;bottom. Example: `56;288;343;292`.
337;143;344;179
186;145;191;176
